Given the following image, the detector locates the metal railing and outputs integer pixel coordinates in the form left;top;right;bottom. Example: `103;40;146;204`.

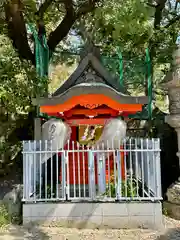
22;138;162;202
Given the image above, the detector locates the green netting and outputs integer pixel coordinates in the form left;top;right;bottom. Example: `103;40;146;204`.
28;24;49;117
102;50;152;120
102;55;146;93
28;24;49;78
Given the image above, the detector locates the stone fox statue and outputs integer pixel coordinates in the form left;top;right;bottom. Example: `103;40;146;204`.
40;119;71;196
94;118;127;150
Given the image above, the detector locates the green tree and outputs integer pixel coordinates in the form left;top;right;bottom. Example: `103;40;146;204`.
1;0;100;64
1;0;180;171
81;0;180;110
0;34;46;173
1;0;180;65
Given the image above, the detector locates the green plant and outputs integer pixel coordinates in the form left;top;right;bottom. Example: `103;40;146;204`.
0;203;10;227
104;173;139;198
162;203;169;216
36;183;57;199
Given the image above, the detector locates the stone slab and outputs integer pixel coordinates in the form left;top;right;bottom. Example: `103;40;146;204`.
23;202;163;230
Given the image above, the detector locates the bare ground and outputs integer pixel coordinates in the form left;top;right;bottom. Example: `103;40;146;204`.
0;216;179;240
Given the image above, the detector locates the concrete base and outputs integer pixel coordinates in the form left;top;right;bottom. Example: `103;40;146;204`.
23;202;163;230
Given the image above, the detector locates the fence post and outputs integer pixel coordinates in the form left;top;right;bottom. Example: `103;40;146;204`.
22;141;26;201
23;141;35;200
116;150;121;200
97;153;106;194
147;139;156;195
61;151;66;199
154;139;162;199
88;151;96;200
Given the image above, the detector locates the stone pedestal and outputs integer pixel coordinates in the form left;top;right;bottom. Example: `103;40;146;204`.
165;116;180;220
166;115;180;165
164;46;180;219
34;118;42;140
164;48;180;218
165;115;180;219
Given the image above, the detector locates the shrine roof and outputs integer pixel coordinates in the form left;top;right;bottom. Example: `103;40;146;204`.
52;45;126;97
32;43;148;107
33;82;147;106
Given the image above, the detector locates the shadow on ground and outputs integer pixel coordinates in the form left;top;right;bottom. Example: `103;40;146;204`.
0;224;50;240
156;228;180;240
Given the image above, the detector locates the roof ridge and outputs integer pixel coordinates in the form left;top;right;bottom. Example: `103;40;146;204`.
52;52;125;97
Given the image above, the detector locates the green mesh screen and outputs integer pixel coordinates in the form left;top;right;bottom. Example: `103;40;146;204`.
102;55;147;94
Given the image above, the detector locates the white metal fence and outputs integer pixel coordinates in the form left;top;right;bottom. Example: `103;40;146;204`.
22;138;162;202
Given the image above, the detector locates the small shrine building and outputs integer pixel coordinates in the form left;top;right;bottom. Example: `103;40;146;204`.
32;43;148;186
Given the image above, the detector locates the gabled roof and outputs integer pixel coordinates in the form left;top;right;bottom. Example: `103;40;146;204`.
32;44;149;108
33;83;147;106
52;52;125;97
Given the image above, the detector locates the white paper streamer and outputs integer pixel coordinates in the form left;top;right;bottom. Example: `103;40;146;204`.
94;118;127;149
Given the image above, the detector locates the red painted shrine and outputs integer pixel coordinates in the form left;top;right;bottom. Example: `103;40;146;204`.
32;43;148;186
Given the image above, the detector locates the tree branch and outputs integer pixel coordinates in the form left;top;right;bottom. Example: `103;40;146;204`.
4;0;35;64
154;0;167;29
48;0;99;53
47;0;75;52
148;0;180;29
4;0;100;63
154;89;167;96
165;14;180;28
146;2;157;8
36;0;54;18
48;13;76;53
76;0;98;18
64;0;74;12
